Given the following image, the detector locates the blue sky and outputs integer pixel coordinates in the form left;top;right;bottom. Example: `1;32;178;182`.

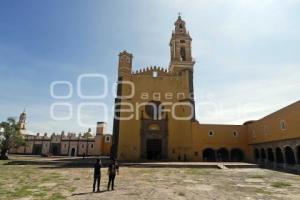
0;0;299;134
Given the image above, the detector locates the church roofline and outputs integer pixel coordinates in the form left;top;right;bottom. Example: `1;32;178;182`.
252;100;300;122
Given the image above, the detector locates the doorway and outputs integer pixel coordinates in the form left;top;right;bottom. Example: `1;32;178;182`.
32;144;42;155
70;148;76;157
51;144;60;156
146;139;162;160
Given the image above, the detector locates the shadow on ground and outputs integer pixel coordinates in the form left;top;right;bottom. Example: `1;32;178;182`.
4;156;112;168
71;190;109;196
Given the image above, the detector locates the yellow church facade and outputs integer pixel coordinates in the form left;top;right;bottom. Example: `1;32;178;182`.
111;16;300;171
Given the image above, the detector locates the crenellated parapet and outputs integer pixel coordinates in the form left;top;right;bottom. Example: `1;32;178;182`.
24;130;98;141
132;66;180;77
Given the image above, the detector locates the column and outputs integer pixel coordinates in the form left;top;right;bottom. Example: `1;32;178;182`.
214;150;217;162
257;148;261;164
265;148;269;166
293;147;300;173
282;147;287;170
294;147;299;164
272;148;277;169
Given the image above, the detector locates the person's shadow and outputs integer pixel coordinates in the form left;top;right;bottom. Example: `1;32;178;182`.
71;190;109;196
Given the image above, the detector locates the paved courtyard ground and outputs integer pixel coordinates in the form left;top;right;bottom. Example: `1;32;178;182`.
0;156;299;200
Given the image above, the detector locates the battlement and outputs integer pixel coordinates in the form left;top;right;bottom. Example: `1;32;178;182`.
24;132;97;141
131;66;183;77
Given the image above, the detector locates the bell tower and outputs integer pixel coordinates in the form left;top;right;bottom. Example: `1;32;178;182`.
118;50;133;77
18;110;26;130
169;15;195;72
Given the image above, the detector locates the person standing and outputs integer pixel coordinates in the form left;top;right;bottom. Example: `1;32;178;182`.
107;159;119;191
93;158;102;192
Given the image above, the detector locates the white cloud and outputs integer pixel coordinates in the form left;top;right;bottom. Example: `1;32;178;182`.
195;63;300;124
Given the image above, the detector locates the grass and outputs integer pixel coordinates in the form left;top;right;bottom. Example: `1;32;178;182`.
49;193;65;200
255;188;272;195
249;174;265;179
185;168;212;175
1;156;300;200
178;191;185;196
68;187;77;192
14;186;37;198
271;181;291;188
0;159;68;200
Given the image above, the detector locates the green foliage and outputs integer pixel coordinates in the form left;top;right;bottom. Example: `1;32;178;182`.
178;192;186;196
0;117;25;160
255;188;272;195
82;131;92;138
249;174;265;179
68;187;76;192
49;193;65;200
271;181;291;188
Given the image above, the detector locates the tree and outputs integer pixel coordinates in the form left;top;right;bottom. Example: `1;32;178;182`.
82;128;92;138
0;117;25;160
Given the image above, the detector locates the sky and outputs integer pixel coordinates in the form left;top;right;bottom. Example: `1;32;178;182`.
0;0;299;135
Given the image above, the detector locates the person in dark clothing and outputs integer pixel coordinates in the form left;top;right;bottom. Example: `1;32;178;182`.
93;158;102;192
107;159;119;191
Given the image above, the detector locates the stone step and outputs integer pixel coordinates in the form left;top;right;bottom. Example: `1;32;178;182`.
217;163;228;169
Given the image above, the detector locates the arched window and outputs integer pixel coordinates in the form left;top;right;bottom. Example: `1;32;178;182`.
180;47;186;61
233;130;238;137
105;136;111;143
280;120;287;130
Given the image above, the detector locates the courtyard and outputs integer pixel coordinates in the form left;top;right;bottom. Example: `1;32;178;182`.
0;156;299;200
